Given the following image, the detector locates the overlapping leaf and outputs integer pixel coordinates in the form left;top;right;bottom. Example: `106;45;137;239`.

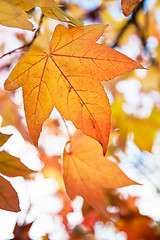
0;0;82;31
4;24;143;154
10;0;32;11
10;0;83;27
0;0;34;30
10;0;58;10
63;133;137;217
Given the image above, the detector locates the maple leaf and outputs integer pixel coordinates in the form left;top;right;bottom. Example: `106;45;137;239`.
0;0;34;30
4;24;143;155
10;0;83;26
41;7;83;27
63;133;137;217
121;0;143;16
0;90;31;143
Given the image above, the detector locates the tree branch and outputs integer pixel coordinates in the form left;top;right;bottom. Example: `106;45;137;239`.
111;1;144;48
0;13;44;60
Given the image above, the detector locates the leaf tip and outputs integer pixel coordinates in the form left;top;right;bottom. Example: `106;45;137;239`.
32;137;39;147
14;205;21;213
4;77;19;91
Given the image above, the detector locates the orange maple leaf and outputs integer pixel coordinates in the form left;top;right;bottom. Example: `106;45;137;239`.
4;24;143;154
63;133;138;217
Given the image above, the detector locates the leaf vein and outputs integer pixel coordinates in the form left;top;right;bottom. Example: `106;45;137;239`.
52;26;100;53
51;57;104;143
12;55;47;84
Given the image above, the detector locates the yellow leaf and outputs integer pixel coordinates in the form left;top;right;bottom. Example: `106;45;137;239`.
139;65;160;92
10;0;33;11
124;117;157;152
0;90;32;143
111;98;160;152
4;24;143;154
0;151;35;177
121;0;143;16
0;0;34;30
24;0;59;8
0;175;20;212
42;7;83;26
63;134;137;217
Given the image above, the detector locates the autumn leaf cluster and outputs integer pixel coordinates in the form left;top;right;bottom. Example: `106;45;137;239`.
0;0;160;239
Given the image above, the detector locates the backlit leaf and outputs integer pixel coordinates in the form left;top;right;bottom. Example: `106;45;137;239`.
10;0;33;11
0;151;35;177
4;24;143;154
111;98;160;152
63;133;137;217
121;0;143;16
0;0;34;30
42;7;83;26
10;0;83;26
23;0;58;7
0;175;20;212
0;132;12;147
10;0;58;10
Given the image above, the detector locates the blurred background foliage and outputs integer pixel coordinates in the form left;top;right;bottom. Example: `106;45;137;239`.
0;0;160;239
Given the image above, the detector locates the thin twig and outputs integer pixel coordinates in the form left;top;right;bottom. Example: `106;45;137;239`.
0;14;44;60
61;116;71;142
111;2;144;48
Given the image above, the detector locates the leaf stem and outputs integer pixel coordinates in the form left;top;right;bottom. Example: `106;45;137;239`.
61;116;71;142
